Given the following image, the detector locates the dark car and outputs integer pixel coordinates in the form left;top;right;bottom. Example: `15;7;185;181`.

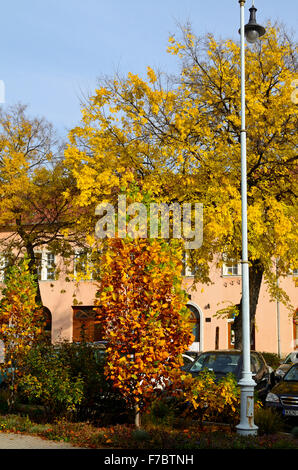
182;351;199;368
185;350;272;400
266;363;298;421
275;352;298;382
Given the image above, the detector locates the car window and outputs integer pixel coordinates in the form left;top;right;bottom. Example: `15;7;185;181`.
189;353;212;372
284;366;298;382
283;353;298;364
284;354;293;364
182;355;194;367
250;356;257;374
190;353;240;374
291;353;298;363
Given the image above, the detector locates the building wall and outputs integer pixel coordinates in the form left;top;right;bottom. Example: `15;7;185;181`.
39;279;98;343
183;264;297;357
37;264;297;356
0;242;296;356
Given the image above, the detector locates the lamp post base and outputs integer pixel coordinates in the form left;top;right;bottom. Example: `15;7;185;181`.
236;422;258;436
236;377;258;436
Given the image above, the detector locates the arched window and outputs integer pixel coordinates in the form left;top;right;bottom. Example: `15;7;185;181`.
42;307;52;342
187;304;200;343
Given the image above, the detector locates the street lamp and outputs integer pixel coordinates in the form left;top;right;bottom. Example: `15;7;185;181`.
236;0;265;436
244;3;266;43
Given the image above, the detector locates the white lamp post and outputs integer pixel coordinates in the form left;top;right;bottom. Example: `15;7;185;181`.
236;0;265;436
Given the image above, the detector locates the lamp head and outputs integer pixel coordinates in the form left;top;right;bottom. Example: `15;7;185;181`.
244;6;266;43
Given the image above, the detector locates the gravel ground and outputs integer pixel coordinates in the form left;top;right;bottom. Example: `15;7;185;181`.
0;432;80;449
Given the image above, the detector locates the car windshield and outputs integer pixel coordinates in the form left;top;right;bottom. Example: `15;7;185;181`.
284;365;298;382
284;353;298;364
183;355;194;367
189;352;240;374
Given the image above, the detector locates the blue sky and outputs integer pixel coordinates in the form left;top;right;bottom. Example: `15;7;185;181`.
1;0;297;137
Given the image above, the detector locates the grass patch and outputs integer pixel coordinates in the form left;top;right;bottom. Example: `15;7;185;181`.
0;413;297;449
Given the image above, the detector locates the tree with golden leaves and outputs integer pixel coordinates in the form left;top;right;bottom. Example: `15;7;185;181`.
66;23;297;348
0;104;87;304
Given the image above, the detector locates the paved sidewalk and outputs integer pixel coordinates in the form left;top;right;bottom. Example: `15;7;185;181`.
0;432;80;449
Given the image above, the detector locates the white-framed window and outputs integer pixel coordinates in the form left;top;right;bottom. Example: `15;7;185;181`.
222;254;241;276
74;250;100;281
74;250;90;279
35;251;56;281
222;262;241;276
293;269;298;277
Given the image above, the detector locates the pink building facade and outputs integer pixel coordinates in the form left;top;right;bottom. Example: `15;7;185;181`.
30;252;298;358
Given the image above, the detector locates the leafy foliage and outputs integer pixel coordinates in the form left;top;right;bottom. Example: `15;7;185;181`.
0;104;86;301
0;256;45;409
65;24;297;346
94;232;193;412
254;406;284;435
177;371;241;425
18;343;84;419
17;341;129;423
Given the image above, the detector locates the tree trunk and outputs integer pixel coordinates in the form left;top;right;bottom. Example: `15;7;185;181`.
135;406;141;428
25;242;43;307
234;259;264;350
15;216;43;306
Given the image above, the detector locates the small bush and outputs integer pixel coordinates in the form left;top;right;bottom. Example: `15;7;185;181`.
52;341;130;424
254;407;284;435
18;343;84;420
260;352;282;369
18;341;130;424
179;371;240;425
0;414;33;433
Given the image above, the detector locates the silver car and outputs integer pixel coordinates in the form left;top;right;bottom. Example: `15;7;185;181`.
275;352;298;381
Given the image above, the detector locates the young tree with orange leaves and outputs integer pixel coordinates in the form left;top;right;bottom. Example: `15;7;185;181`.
94;234;193;425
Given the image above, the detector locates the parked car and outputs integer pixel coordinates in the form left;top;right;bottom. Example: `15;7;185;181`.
266;363;298;421
185;350;273;400
182;351;199;368
275;352;298;382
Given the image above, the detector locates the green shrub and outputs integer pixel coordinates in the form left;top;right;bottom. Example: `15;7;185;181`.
254;407;284;435
18;341;130;424
18;343;84;420
52;341;130;424
0;414;33;433
260;352;282;369
0;389;9;413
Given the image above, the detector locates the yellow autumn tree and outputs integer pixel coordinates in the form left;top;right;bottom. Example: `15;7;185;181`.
65;23;297;347
0;104;86;304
